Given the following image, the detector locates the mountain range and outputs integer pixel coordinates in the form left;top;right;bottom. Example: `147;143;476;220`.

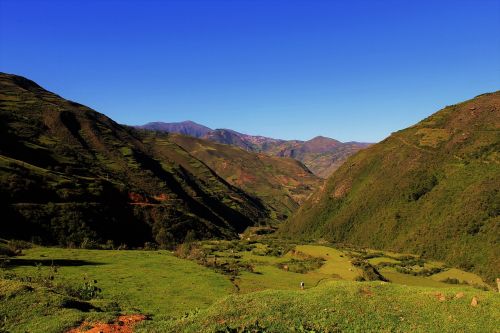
282;91;500;282
0;73;320;247
1;72;498;283
136;121;371;178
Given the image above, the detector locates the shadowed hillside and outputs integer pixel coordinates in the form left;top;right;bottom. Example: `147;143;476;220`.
0;73;276;246
167;133;321;220
282;92;500;282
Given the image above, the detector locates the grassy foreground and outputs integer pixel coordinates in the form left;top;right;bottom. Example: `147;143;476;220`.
1;243;498;332
0;248;232;333
140;281;499;332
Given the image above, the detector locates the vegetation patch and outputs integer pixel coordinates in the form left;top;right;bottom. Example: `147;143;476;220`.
277;257;325;274
351;259;388;282
416;128;451;147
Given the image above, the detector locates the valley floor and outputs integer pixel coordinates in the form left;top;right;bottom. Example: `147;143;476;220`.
0;240;498;332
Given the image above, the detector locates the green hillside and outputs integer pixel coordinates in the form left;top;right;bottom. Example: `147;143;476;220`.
282;92;500;282
167;134;321;220
0;73;294;246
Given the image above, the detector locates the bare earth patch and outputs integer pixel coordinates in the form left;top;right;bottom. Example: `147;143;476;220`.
66;314;147;333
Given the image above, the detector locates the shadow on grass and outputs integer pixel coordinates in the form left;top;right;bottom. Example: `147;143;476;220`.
2;258;104;267
61;298;101;312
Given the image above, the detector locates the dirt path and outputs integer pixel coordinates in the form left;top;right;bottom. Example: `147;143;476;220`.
66;314;147;333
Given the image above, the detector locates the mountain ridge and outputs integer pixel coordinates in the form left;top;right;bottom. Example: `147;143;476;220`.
136;120;212;138
137;121;371;177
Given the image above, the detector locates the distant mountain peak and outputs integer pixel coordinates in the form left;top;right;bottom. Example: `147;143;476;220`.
310;135;329;140
137;121;371;177
307;135;341;143
136;120;212;138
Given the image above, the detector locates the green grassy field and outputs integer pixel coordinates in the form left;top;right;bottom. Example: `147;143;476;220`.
0;248;232;332
378;268;452;288
0;278;99;333
4;248;232;316
149;281;500;333
294;245;361;280
1;242;497;332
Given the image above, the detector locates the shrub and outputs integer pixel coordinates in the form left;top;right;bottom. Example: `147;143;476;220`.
396;266;443;277
143;242;158;251
277;258;324;274
352;260;388;281
103;239;115;250
7;239;32;252
155;228;175;249
175;242;204;260
117;243;128;250
68;276;102;300
360;252;384;260
441;277;460;284
439;277;490;291
80;237;99;249
0;244;17;257
184;230;197;244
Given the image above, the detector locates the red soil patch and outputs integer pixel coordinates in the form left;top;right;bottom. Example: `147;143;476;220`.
128;192;148;204
129;203;159;206
234;170;257;185
153;193;170;201
332;179;352;198
66;314;147;333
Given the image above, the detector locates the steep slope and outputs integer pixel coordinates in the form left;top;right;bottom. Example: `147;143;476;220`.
139;123;371;177
166;133;322;220
0;73;269;247
282;92;500;282
136;120;212;138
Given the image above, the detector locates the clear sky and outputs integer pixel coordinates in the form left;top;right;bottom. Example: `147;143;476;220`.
1;0;499;142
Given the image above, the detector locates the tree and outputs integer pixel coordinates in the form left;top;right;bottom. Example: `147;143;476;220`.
155;227;175;249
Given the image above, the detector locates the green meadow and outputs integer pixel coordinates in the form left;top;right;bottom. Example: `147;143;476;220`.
0;241;498;333
156;281;499;333
4;248;232;316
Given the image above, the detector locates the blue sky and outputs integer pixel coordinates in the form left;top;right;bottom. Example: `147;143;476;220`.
1;0;499;142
